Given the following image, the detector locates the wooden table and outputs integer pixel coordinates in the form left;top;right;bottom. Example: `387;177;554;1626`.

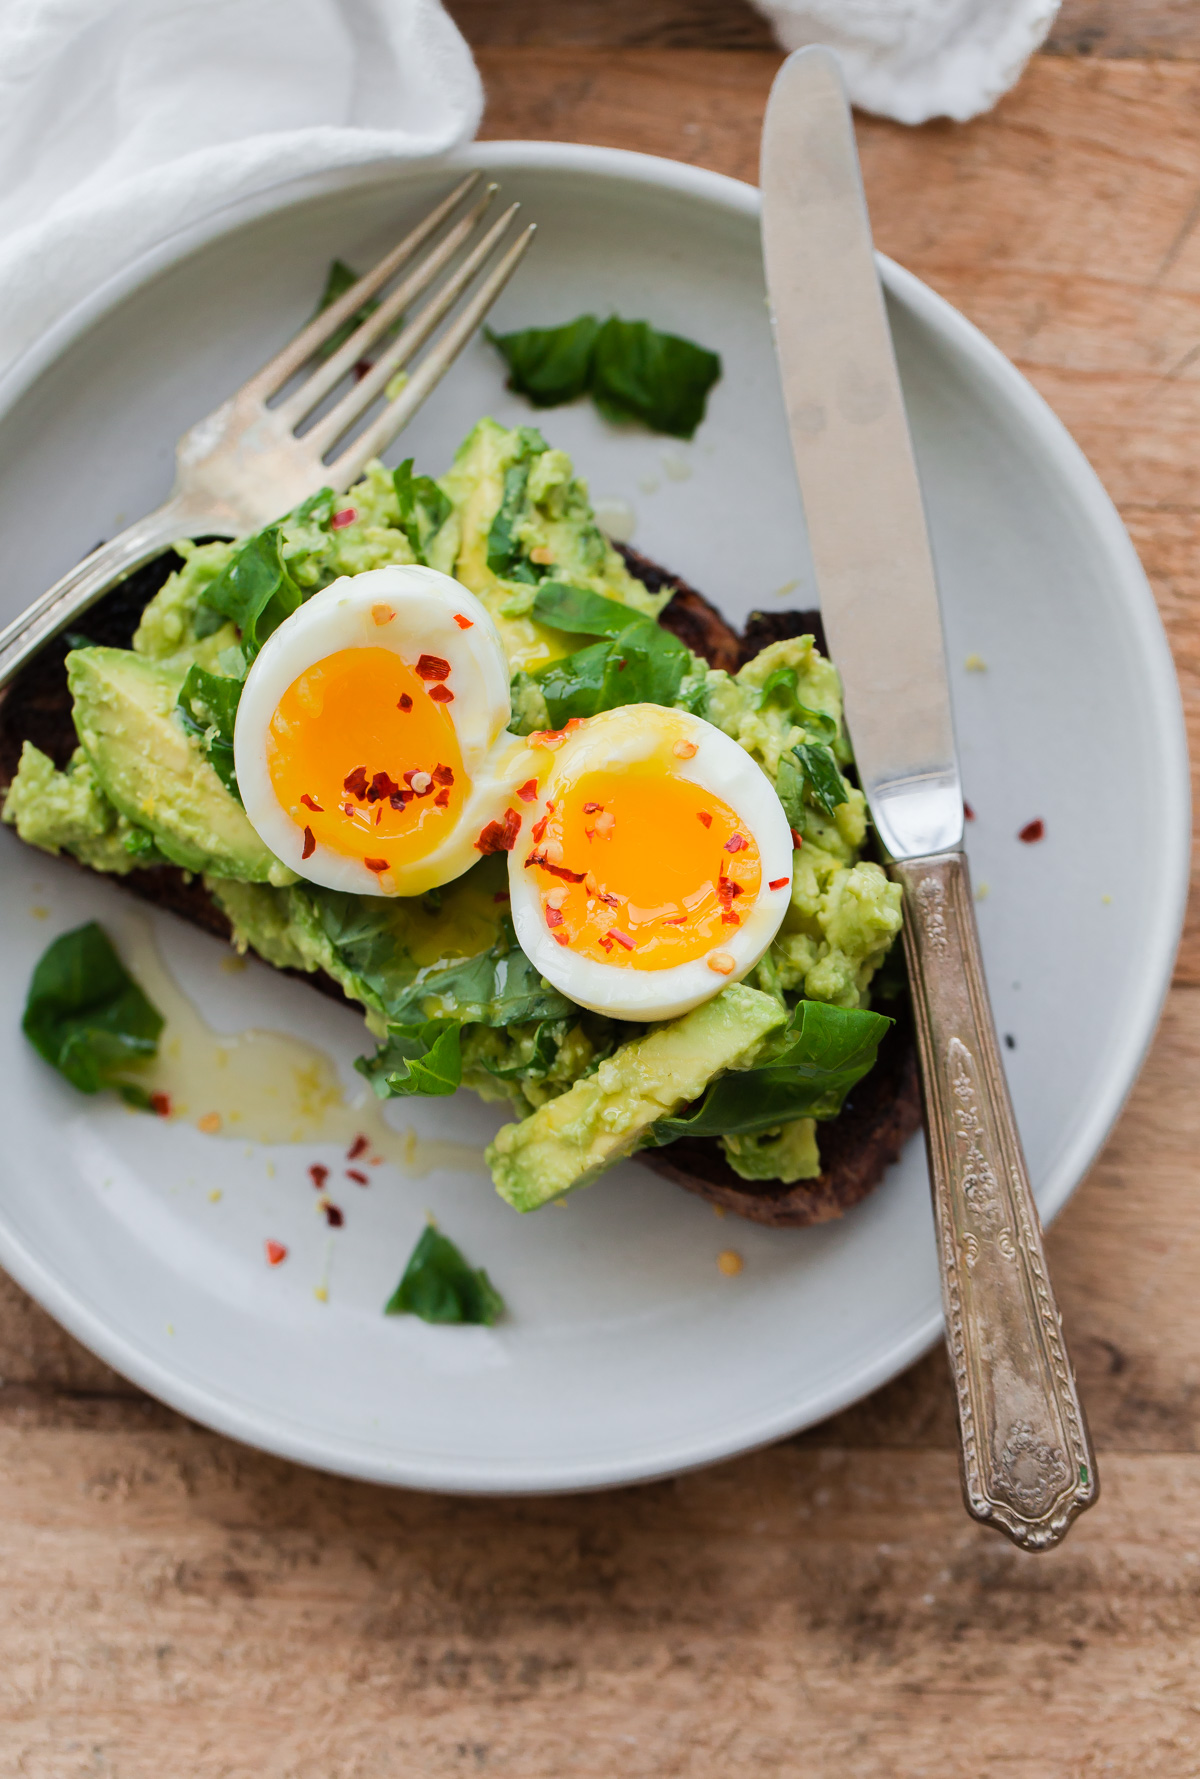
6;6;1200;1772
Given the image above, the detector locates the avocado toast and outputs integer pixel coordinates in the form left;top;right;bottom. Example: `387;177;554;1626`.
0;420;918;1226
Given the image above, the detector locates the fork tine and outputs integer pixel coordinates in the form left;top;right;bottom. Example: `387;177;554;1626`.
275;185;500;431
305;203;522;457
325;224;537;490
243;172;484;399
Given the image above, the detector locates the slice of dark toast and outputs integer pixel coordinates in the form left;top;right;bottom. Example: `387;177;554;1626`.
0;547;920;1227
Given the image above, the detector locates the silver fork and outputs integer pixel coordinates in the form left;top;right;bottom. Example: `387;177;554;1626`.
0;172;534;690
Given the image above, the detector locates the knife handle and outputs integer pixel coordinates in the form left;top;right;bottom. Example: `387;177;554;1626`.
890;851;1098;1551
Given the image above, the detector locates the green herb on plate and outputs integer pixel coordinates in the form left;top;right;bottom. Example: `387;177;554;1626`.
176;663;244;800
385;1223;505;1325
487;314;721;439
23;922;163;1107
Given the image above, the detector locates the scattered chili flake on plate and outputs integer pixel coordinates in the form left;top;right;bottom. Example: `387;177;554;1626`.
346;1169;369;1186
150;1091;171;1117
1018;818;1045;843
265;1240;288;1266
322;1203;344;1228
309;1163;329;1189
964;801;976;821
347;1135;369;1161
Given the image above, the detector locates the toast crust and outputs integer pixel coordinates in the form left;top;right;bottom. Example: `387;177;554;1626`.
0;548;919;1226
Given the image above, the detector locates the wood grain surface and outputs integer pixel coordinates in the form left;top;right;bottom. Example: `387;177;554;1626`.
5;21;1200;1779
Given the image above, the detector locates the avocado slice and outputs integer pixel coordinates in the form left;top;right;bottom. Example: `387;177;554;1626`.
487;984;787;1211
67;647;293;885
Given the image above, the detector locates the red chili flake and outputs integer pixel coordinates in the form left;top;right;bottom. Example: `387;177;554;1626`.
525;850;585;882
330;507;357;530
347;1135;369;1160
554;932;570;946
300;793;323;814
416;653;451;681
475;808;522;854
964;801;976;822
429;684;454;703
309;1163;329;1189
397;694;413;713
545;906;564;928
375;808;383;825
697;811;713;829
343;802;356;818
323;1202;345;1227
433;763;454;786
531;814;549;843
599;936;614;953
150;1091;172;1118
346;1169;369;1187
493;890;510;903
607;928;635;951
364;857;389;873
546;800;556;812
598;890;620;908
725;834;747;854
434;788;450;808
662;917;686;926
1018;818;1045;843
302;825;316;860
389;790;409;810
265;1240;288;1267
721;911;740;926
453;613;474;630
768;877;789;891
368;770;400;801
790;828;804;849
517;779;538;803
583;801;603;814
344;765;369;799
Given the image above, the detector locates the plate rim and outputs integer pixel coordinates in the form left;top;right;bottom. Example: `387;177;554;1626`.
0;138;1188;1493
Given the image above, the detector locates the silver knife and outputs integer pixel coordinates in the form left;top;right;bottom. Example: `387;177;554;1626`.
761;45;1097;1551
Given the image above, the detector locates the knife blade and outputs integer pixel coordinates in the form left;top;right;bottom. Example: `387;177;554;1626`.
760;45;961;863
760;45;1098;1552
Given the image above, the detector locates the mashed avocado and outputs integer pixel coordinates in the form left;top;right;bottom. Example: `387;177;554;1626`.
2;417;903;1202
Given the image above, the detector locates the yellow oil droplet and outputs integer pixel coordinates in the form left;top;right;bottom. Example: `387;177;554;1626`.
116;922;488;1170
220;955;247;974
964;653;987;672
713;1204;727;1220
717;1250;743;1277
30;905;48;920
313;1285;328;1304
1101;894;1112;906
166;1323;175;1336
208;1189;222;1204
975;882;990;902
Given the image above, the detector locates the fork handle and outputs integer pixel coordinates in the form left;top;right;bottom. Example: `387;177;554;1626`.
0;496;232;693
891;850;1098;1551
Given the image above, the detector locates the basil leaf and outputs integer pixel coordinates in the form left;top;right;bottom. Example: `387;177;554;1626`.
486;316;601;407
393;457;451;565
23;922;163;1100
358;1019;462;1098
477;1018;561;1081
385;1224;505;1325
591;317;721;439
389;920;573;1028
309;258;380;361
754;668;838;741
531;581;691;724
197;526;302;658
176;664;244;800
485;428;548;581
307;890;420;1020
793;741;849;816
649;1001;891;1144
487;314;721;438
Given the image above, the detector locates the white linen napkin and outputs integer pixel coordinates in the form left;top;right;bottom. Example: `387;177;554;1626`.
749;0;1060;123
0;0;482;378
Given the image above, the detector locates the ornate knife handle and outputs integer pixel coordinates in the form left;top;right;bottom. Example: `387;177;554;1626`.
890;852;1097;1551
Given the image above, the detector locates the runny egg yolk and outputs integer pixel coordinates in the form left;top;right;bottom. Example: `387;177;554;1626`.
267;646;467;880
527;760;761;969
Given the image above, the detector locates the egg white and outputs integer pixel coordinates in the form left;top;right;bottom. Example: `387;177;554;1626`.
235;564;531;896
507;705;795;1021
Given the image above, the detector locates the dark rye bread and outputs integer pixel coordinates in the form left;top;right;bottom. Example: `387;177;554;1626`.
0;548;921;1227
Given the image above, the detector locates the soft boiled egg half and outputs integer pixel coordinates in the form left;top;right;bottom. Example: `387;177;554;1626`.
508;705;795;1021
234;564;528;897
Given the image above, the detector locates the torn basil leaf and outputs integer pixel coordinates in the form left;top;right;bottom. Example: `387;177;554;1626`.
485;428;548;582
388;919;573;1029
394;458;452;565
754;667;838;741
176;664;244;800
486;315;600;407
195;487;335;652
385;1224;505;1325
648;1001;891;1144
793;742;849;816
358;1019;462;1098
488;314;721;439
590;317;722;439
23;922;163;1103
531;579;691;724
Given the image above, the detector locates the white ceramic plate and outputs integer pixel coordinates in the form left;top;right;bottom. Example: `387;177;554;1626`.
0;144;1188;1492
